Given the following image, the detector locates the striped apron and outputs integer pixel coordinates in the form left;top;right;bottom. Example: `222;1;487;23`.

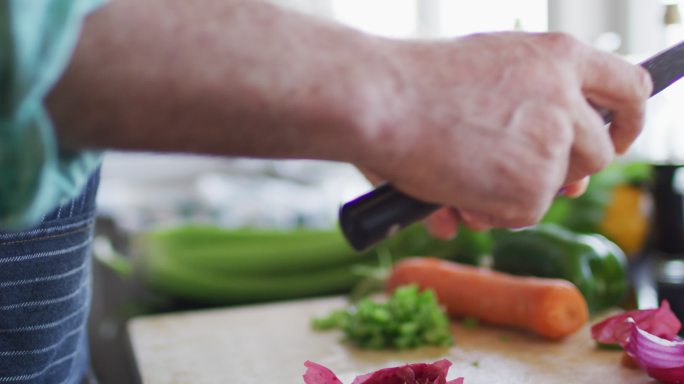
0;170;100;384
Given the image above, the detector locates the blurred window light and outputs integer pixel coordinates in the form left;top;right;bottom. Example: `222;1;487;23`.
330;0;417;38
329;0;548;38
439;0;548;35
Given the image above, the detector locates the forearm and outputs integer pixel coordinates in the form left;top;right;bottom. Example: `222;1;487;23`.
46;0;395;163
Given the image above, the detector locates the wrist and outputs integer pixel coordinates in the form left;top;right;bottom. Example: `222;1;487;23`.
332;38;416;171
341;38;435;178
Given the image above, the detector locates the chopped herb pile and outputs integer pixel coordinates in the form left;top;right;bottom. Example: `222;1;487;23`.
312;285;453;349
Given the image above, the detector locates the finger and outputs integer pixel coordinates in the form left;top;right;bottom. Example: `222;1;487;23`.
562;177;590;198
565;93;615;185
460;209;493;232
607;96;648;155
580;53;652;154
424;207;459;240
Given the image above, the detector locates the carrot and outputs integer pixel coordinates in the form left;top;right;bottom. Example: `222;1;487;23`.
386;257;589;339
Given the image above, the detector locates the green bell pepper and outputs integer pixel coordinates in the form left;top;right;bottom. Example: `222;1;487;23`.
378;224;492;266
491;224;628;313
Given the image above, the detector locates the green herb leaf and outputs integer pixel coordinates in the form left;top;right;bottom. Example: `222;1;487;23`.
596;342;623;350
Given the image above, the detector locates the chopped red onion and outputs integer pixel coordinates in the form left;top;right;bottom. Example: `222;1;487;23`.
303;359;463;384
591;300;681;345
303;361;344;384
589;301;684;383
624;319;684;384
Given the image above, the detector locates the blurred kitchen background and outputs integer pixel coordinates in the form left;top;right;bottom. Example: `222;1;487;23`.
91;1;684;383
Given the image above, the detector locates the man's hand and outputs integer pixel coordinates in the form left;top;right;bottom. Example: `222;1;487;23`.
355;32;652;233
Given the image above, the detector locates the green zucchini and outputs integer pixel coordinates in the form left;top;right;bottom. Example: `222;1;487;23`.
128;223;475;305
138;248;366;304
131;226;364;275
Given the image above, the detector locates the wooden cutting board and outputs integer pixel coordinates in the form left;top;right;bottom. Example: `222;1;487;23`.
127;296;656;384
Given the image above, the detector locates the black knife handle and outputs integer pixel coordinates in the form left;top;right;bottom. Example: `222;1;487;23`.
339;183;439;251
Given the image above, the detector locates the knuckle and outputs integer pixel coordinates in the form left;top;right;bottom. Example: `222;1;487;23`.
544;134;573;164
577;139;615;176
521;195;552;224
584;161;607;177
545;117;574;148
578;162;601;179
501;205;545;228
636;66;654;98
517;105;573;159
505;181;554;227
492;176;555;228
591;148;613;174
541;32;582;54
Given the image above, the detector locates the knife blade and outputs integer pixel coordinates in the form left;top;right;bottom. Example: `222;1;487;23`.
339;40;684;251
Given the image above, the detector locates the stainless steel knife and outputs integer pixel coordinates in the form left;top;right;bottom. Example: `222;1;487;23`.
339;40;684;251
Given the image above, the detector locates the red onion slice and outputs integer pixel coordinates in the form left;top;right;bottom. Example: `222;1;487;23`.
303;359;463;384
591;300;681;345
303;361;344;384
624;319;684;384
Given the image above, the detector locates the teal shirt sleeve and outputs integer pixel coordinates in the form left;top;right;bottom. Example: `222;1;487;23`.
0;0;106;229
